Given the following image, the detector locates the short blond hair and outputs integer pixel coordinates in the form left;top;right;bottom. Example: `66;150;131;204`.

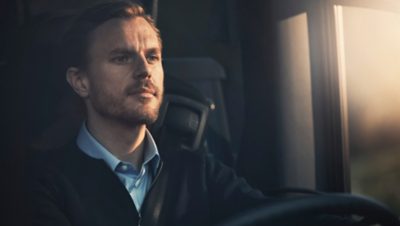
62;0;161;70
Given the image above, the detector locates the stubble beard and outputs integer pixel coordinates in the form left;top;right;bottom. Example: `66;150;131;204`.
90;89;163;127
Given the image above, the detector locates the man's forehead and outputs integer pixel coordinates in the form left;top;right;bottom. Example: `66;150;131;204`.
89;17;161;51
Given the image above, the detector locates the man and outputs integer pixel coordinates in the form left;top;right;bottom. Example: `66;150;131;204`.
27;1;269;226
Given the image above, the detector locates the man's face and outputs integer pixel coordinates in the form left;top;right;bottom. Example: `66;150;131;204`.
83;17;164;126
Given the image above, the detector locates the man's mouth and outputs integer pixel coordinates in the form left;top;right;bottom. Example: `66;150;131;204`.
128;87;157;98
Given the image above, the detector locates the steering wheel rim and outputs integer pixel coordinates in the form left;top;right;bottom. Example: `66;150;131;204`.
217;193;400;226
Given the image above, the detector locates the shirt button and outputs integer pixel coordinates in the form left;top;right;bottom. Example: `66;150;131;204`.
120;164;128;171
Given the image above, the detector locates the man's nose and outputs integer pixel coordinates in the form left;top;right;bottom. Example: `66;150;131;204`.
135;56;151;79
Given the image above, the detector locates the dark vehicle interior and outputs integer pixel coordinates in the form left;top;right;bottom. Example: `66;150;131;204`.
1;0;400;225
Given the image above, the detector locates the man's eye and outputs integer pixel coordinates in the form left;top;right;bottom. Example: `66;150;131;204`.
111;55;131;64
146;54;160;64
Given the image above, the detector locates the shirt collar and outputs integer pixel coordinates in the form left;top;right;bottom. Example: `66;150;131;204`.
76;122;160;174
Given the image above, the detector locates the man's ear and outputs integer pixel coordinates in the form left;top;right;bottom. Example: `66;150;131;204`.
66;67;90;98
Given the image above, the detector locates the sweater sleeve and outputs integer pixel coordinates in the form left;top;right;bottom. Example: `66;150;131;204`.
27;170;73;226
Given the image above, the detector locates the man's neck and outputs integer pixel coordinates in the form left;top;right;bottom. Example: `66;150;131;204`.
86;115;146;169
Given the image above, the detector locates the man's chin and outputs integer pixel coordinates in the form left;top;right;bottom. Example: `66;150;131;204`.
136;114;158;126
118;111;159;127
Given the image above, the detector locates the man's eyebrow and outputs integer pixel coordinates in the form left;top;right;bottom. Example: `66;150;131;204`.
109;48;136;55
146;47;162;55
109;47;161;55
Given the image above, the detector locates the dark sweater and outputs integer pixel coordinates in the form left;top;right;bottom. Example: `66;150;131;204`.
26;142;270;226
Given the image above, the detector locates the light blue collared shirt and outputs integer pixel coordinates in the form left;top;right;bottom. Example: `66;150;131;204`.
76;123;160;212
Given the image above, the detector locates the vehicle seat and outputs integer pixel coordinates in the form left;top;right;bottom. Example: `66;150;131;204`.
153;58;234;165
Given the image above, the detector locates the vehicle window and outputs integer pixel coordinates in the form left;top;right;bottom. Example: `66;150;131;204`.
336;5;400;213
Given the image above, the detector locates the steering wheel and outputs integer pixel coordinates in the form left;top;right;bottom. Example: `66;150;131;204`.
217;193;400;226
